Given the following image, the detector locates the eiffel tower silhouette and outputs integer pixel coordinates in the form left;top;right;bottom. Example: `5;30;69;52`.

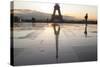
51;3;63;22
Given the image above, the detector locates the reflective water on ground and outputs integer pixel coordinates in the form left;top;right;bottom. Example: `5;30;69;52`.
12;22;97;66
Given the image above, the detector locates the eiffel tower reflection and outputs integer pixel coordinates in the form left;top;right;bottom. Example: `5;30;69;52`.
53;23;60;63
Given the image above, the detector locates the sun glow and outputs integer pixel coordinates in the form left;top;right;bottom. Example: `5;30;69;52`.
14;1;97;20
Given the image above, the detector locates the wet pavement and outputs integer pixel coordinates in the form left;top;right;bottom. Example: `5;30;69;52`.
12;23;97;66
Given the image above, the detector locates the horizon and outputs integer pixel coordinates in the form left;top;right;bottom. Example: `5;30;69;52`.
14;1;97;21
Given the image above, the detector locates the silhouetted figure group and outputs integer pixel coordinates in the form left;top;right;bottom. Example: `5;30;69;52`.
53;23;60;63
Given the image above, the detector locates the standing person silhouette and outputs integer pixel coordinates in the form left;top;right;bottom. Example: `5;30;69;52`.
84;13;88;36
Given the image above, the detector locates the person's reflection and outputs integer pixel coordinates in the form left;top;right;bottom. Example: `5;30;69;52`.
52;23;60;63
84;32;87;37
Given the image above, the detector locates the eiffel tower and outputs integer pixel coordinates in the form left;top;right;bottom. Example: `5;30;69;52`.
51;3;63;22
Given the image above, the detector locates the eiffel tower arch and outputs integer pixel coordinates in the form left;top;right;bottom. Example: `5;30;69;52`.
51;3;63;22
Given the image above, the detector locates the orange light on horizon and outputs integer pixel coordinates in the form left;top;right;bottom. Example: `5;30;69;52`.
14;1;97;21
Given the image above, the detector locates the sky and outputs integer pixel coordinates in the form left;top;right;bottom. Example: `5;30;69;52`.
14;0;97;20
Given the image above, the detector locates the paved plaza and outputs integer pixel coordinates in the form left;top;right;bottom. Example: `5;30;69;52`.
12;23;97;65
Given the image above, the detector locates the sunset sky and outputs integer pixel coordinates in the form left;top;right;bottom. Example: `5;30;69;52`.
14;0;97;20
